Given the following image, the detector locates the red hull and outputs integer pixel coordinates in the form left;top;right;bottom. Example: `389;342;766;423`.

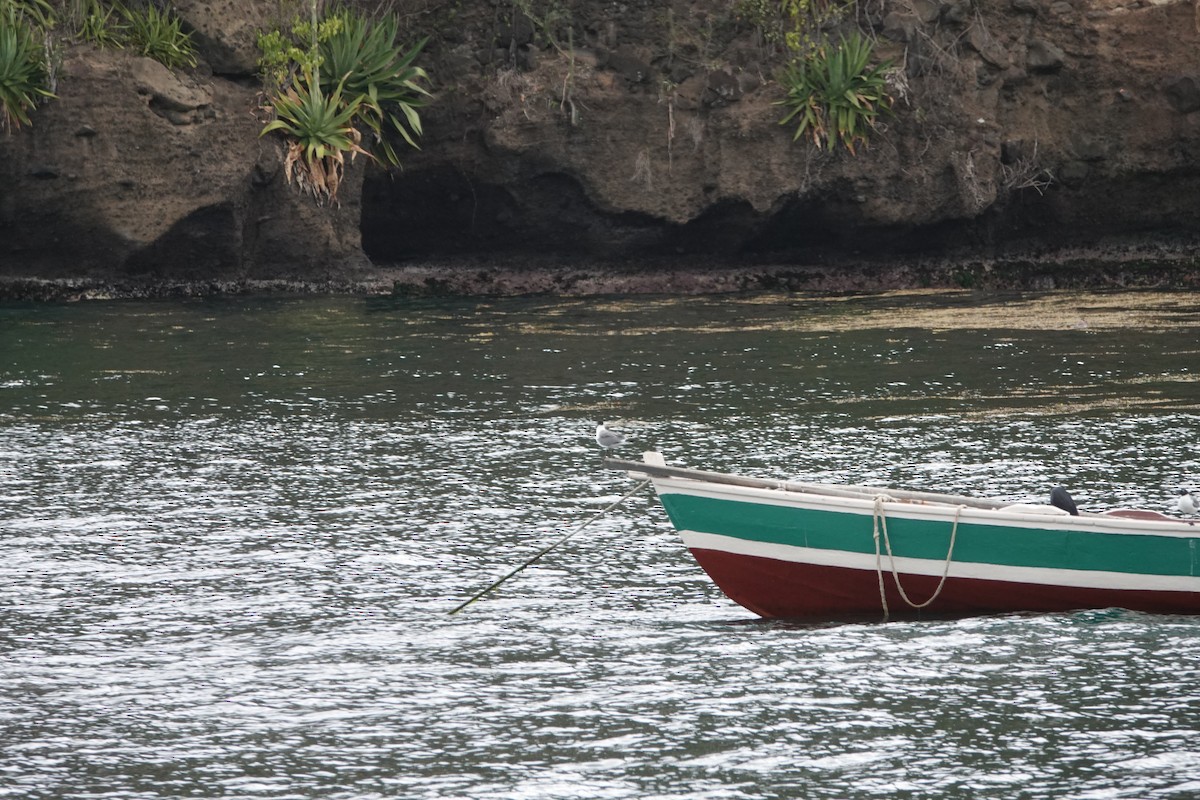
689;547;1200;619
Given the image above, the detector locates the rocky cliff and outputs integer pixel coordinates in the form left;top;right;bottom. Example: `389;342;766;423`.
2;0;1198;297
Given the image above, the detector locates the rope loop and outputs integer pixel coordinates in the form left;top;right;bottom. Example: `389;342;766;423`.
872;495;964;620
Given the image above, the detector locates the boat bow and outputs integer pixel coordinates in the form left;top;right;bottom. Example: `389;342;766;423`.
606;453;1200;619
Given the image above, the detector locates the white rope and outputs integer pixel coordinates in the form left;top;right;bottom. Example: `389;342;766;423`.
872;494;964;620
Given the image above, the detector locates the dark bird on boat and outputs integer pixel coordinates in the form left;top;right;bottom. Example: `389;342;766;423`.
1178;488;1199;515
595;422;626;450
1050;485;1079;516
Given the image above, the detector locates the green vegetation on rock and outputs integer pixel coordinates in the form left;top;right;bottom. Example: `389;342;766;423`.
318;11;429;168
0;0;55;130
734;0;848;54
64;1;196;67
0;0;197;131
775;32;893;154
69;0;123;48
258;3;431;204
261;67;368;206
118;2;195;69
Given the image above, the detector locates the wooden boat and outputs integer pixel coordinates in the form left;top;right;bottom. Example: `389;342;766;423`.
605;453;1200;619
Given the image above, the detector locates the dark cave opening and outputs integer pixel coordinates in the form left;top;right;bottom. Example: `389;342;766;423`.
360;165;1200;267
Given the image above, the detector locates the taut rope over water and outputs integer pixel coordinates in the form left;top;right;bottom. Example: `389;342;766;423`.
449;479;652;614
872;495;964;620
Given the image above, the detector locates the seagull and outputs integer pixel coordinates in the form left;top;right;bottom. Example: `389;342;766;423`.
595;422;626;450
1050;485;1079;516
1178;488;1199;515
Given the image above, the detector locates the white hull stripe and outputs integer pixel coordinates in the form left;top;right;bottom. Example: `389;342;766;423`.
680;530;1200;594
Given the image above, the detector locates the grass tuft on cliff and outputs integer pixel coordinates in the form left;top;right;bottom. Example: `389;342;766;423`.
58;1;197;70
776;32;893;155
71;0;124;49
119;2;196;70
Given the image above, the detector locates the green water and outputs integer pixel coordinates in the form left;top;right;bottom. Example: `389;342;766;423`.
2;291;1199;799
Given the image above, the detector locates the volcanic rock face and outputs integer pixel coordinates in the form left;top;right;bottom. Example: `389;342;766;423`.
370;0;1200;267
1;0;1198;290
0;45;367;284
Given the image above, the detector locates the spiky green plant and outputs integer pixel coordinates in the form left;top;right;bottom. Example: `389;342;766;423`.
1;0;52;29
318;10;430;167
0;5;54;130
121;3;196;69
776;32;893;154
75;0;125;48
261;67;371;205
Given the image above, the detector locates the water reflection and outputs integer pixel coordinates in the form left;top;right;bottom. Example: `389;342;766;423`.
1;291;1199;799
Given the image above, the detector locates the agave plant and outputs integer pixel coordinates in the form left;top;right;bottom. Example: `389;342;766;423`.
318;10;430;167
0;5;54;130
261;67;372;205
776;32;893;155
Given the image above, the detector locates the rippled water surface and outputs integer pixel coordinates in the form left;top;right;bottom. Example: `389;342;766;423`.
3;290;1200;799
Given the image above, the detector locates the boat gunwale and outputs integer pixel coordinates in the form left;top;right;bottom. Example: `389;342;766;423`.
604;456;1200;537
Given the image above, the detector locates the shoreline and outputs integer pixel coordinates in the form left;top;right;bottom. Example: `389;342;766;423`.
2;250;1198;302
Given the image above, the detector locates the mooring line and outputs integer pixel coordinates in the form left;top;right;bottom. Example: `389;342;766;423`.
448;479;652;615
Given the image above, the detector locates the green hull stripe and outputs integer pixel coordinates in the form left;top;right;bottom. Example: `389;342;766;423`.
659;493;1198;578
